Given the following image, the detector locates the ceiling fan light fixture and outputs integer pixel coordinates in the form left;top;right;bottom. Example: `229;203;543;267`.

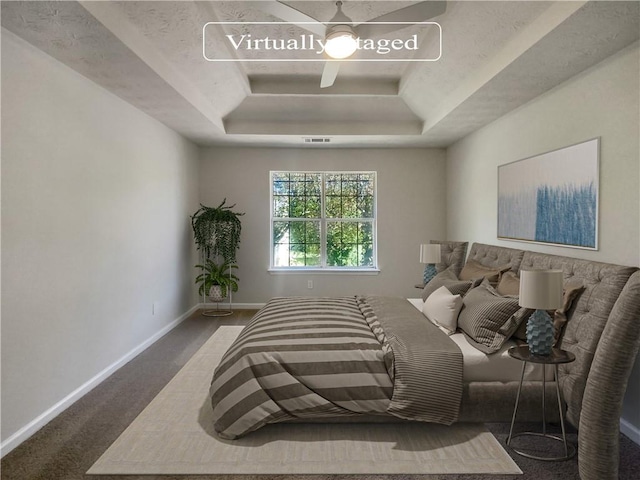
324;25;358;59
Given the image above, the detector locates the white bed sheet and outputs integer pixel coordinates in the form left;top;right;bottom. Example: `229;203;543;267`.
407;298;554;382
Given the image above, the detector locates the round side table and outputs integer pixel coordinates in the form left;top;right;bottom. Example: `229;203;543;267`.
506;345;576;461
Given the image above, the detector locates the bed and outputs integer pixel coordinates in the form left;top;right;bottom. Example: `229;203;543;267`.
210;295;464;439
210;242;640;480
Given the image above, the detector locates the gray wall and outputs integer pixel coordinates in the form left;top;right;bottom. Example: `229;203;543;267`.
446;43;640;438
198;147;447;303
1;30;200;444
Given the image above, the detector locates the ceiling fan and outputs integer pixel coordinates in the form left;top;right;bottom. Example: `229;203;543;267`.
259;1;447;88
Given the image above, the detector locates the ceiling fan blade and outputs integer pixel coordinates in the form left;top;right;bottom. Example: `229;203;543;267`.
259;1;326;37
320;61;340;88
355;1;446;39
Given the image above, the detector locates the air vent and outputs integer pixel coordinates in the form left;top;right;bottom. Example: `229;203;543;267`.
303;137;331;143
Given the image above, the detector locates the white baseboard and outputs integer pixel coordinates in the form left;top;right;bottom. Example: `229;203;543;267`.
197;302;265;310
620;417;640;446
0;304;200;458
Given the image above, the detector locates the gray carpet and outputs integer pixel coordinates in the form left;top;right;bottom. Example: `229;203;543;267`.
2;309;640;479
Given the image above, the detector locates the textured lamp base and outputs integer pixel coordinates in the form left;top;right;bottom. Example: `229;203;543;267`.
526;310;555;355
423;264;437;285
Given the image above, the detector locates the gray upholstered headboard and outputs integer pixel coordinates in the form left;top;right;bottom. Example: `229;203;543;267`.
579;271;640;479
466;242;524;272
517;249;637;427
466;243;640;480
430;240;468;278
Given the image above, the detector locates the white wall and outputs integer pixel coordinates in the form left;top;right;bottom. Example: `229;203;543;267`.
198;147;447;303
446;43;640;438
1;29;200;446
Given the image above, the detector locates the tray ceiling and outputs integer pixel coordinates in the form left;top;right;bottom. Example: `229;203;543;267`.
2;1;638;147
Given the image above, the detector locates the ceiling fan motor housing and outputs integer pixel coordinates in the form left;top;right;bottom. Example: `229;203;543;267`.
329;1;352;25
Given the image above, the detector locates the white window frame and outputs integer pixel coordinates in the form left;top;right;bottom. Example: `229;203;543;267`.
269;171;378;273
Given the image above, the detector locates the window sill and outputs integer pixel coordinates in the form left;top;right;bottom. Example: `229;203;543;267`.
268;268;380;275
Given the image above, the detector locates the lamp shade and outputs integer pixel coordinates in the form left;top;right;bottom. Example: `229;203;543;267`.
519;269;563;310
420;243;441;264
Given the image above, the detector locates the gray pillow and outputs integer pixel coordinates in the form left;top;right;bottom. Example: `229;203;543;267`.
459;259;512;287
458;279;532;354
421;268;474;302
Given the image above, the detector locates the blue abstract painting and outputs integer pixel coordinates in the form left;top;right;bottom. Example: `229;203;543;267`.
498;139;599;249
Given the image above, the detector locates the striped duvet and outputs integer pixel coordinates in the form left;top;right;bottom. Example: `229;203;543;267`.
210;296;463;439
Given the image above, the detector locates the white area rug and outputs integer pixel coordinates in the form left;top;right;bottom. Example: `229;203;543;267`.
88;326;522;475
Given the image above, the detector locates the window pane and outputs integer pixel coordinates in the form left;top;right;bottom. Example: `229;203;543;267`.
273;220;321;267
273;195;289;218
289;196;306;218
359;221;373;243
358;222;374;266
342;222;357;240
272;173;290;194
289;243;306;266
357;195;374;218
325;195;341;218
359;243;374;267
304;243;321;266
341;195;357;218
273;221;290;267
325;174;341;196
289;221;306;243
327;221;358;267
305;175;321;196
273;221;289;245
357;175;374;195
341;174;359;195
306;197;321;218
305;221;320;244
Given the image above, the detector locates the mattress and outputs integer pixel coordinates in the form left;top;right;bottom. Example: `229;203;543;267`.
407;298;553;382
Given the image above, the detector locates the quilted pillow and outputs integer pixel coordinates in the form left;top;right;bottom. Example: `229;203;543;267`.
421;268;474;302
458;279;532;354
422;286;464;335
459;259;511;286
496;271;521;296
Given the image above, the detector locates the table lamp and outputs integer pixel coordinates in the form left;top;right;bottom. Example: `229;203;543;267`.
519;269;564;355
420;243;441;285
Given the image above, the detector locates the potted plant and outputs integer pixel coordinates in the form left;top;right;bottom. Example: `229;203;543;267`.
191;199;243;315
191;199;244;263
195;259;239;302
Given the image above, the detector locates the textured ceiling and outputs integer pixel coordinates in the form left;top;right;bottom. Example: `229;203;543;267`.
2;1;638;148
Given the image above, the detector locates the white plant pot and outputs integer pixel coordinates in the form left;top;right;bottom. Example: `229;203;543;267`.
208;285;226;303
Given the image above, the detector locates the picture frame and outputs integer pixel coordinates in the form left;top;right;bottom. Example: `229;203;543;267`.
497;138;599;250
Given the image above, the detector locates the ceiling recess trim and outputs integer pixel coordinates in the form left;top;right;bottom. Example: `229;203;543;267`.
78;0;226;133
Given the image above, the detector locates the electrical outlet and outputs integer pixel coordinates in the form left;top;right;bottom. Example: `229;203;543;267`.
152;302;158;315
307;280;313;289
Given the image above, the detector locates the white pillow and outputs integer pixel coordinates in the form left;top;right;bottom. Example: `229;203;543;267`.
421;286;464;335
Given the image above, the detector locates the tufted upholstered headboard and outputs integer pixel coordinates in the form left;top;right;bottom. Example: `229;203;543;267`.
517;250;637;427
466;243;640;480
466;242;524;272
430;240;468;278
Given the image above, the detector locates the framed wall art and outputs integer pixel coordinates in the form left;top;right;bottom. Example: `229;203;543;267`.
498;138;599;250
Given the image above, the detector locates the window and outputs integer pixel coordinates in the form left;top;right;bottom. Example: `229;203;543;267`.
270;171;377;270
